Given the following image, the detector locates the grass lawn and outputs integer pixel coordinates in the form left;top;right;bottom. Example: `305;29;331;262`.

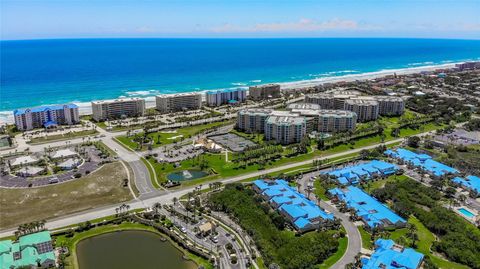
358;226;373;249
28;129;99;144
141;157;161;188
317;236;348;269
55;222;213;269
0;162;132;229
117;121;231;150
364;174;408;194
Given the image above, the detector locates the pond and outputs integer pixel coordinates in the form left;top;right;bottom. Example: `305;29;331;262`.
167;170;208;181
76;230;197;269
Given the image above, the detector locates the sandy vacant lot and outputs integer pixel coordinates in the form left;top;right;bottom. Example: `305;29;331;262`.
0;162;132;229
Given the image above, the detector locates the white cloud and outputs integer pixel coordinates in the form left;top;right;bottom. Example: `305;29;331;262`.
211;18;364;33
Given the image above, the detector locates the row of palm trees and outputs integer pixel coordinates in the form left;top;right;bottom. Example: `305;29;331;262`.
115;203;131;216
16;220;46;237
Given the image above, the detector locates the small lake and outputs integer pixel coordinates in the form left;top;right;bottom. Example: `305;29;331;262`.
76;230;197;269
167;170;208;181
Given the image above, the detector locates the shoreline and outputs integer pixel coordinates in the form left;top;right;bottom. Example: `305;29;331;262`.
0;62;462;125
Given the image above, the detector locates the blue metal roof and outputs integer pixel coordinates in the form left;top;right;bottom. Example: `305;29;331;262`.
255;179;334;229
13;104;78;116
325;160;398;185
329;186;405;229
386;148;458;177
453;175;480;194
362;239;424;269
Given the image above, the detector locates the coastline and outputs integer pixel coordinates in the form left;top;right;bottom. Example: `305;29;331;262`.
0;62;461;125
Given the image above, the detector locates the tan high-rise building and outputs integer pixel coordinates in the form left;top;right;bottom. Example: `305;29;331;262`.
265;114;306;145
156;93;202;113
91;98;145;121
236;108;273;133
249;84;281;100
344;98;379;122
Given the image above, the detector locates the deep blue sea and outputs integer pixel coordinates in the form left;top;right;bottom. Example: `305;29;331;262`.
1;38;480;117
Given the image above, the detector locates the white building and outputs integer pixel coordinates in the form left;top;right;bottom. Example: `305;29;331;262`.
265;114;306;145
156;93;202;113
206;88;247;107
13;104;80;131
91;98;145;121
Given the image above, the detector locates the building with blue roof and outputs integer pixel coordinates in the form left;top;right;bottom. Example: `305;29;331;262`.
206;88;247;107
453;175;480;196
328;186;406;230
385;148;458;178
362;239;424;269
252;179;334;232
13;104;80;131
324;160;398;185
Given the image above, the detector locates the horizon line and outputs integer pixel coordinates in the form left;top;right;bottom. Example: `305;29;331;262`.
2;36;480;42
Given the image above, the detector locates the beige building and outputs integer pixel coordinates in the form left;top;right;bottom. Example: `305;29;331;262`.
156;93;202;113
91;98;145;121
369;96;405;116
317;110;357;133
265;114;306;145
249;84;281;100
344;98;379;122
304;93;358;110
236;108;273;133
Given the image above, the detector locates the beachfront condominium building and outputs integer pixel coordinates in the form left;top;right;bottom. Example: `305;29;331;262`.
248;84;281;100
343;98;379;122
156;93;202;113
317;110;357;133
236;108;273;133
91;98;145;121
265;114;306;145
206;88;247;107
13;104;80;131
304;93;358;110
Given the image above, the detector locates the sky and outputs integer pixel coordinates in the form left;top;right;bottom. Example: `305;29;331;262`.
1;0;479;40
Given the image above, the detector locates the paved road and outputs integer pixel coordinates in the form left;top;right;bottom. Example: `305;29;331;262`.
0;124;462;238
297;172;362;269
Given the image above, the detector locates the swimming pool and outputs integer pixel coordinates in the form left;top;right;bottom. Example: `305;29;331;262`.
458;208;475;218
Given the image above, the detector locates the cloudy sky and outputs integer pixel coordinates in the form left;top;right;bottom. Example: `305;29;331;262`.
1;0;479;40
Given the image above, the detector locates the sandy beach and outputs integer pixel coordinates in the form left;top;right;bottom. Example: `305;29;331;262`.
0;62;460;125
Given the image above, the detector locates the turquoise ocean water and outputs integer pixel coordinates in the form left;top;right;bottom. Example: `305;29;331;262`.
1;38;480;121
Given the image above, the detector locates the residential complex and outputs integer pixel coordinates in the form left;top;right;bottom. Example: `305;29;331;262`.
156;93;202;113
248;84;281;100
0;231;56;268
362;239;424;269
329;186;406;229
343;98;379;122
265;114;306;144
324;160;398;185
13;104;80;131
384;148;458;178
253;179;334;232
236;108;273;133
452;175;480;196
206;88;247;107
304;93;405;122
91;98;145;121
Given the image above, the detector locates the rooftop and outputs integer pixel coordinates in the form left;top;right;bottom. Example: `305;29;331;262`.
385;148;458;177
0;231;55;269
329;186;406;229
13;104;78;116
453;175;480;194
11;155;38;166
362;238;424;269
51;148;77;159
266;115;305;125
324;160;398;185
253;179;333;230
287;103;321;111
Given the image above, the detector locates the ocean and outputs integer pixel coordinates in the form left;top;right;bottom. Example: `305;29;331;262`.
1;38;480;123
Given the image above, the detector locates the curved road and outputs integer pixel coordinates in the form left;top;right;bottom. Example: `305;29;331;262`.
297;172;362;269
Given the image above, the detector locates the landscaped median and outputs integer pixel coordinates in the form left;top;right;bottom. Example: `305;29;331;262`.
28;129;99;144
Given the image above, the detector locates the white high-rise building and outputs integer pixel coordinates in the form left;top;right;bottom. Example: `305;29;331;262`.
91;98;145;121
13;104;80;131
156;93;202;113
